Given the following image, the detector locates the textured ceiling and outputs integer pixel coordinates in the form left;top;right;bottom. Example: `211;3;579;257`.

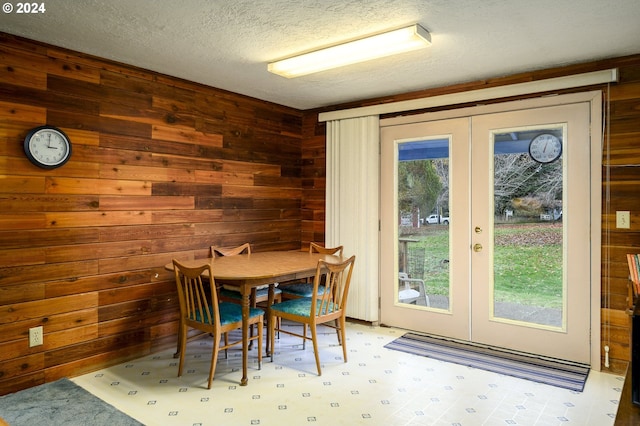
2;0;640;109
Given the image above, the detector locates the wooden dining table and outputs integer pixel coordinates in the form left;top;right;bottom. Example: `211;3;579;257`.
165;250;342;386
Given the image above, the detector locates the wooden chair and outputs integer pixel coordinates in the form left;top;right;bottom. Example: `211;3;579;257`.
212;243;282;347
172;259;264;389
269;255;356;375
279;242;344;299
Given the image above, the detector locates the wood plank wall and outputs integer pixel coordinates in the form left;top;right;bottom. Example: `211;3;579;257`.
303;55;640;375
0;33;303;395
1;31;639;397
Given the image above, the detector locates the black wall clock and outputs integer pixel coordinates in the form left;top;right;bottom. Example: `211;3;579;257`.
24;125;72;169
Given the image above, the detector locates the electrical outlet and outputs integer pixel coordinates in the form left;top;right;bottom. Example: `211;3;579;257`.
29;326;43;347
616;211;631;229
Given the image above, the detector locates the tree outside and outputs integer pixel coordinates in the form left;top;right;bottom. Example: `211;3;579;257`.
397;135;564;325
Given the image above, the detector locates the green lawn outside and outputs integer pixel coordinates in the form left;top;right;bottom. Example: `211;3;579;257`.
402;222;563;308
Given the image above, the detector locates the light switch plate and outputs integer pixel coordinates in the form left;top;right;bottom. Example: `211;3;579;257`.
616;211;630;229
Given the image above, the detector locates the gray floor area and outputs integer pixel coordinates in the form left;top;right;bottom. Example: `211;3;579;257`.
415;295;562;327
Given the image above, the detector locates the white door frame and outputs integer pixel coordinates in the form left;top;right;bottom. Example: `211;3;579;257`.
379;91;602;370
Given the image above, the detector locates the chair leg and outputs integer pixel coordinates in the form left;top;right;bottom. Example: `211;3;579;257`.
177;323;187;377
249;323;255;350
269;312;277;362
208;331;221;389
302;324;307;350
257;317;263;369
339;316;348;363
224;332;229;359
310;323;321;376
174;324;182;359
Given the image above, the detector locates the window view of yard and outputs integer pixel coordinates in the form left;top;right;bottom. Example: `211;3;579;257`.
398;130;564;327
401;223;562;307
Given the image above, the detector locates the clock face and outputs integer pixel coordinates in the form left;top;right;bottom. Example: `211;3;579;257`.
24;126;72;169
528;133;562;164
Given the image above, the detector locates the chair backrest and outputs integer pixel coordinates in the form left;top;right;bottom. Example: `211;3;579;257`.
309;242;343;257
172;259;219;329
211;242;251;258
313;255;356;316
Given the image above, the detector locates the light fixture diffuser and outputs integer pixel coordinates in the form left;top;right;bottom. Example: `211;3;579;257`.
268;24;431;78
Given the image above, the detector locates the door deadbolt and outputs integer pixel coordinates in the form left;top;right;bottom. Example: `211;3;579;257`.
473;243;483;252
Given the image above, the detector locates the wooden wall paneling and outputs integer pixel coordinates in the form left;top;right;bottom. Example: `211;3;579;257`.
0;247;45;266
0;261;99;287
194;169;254;186
45;53;101;84
601;62;640;373
0;309;97;344
0;175;45;194
0;228;100;250
45;270;160;298
601;314;631;373
0;32;303;395
99;134;201;160
0;354;44;382
44;240;153;263
150;209;224;225
45;176;152;196
44;328;146;369
0;194;101;213
0;100;46;124
43;211;153;228
0;213;46;230
98;223;196;243
99;163;196;182
98;281;174;306
98;254;182;275
300;113;326;248
98;195;195;211
0;60;47;90
0;282;44;305
0;293;98;326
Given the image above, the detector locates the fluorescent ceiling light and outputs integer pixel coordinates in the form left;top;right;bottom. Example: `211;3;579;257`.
268;24;431;78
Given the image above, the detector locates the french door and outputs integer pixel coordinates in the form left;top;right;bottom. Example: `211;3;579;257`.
380;97;597;364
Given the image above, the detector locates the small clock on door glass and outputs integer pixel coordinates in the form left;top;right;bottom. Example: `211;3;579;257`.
23;125;72;169
528;133;562;164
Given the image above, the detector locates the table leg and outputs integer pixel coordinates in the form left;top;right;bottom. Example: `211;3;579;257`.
241;286;249;386
266;284;274;355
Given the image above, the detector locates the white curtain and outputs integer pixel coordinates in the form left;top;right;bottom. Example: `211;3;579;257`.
326;116;379;321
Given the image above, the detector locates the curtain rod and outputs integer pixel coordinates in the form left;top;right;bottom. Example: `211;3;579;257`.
318;68;618;122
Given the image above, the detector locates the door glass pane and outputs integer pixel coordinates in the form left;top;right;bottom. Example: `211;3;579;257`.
397;138;450;311
491;126;564;329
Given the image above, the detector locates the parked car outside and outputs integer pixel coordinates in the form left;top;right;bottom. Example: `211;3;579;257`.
425;214;450;224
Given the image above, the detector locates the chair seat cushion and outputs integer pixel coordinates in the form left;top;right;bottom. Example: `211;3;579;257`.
279;283;326;298
220;287;282;300
271;297;338;317
218;302;264;324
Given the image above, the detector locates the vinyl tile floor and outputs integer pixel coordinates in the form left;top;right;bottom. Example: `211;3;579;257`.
73;321;623;426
